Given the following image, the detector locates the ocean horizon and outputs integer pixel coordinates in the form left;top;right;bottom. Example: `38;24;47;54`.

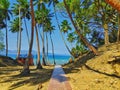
0;53;71;65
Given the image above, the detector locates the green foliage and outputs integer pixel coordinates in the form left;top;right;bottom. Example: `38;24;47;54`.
90;29;104;46
67;32;75;43
10;18;23;33
0;31;4;51
12;0;30;19
0;0;11;28
44;20;55;34
71;44;87;58
35;9;49;24
55;2;65;12
0;0;10;10
61;20;71;33
0;0;11;20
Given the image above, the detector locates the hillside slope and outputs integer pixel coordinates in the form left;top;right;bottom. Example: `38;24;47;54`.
64;43;120;90
0;55;18;67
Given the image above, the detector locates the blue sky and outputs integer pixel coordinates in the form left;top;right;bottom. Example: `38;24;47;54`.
2;0;72;55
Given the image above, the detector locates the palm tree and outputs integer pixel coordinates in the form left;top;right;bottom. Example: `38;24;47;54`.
12;0;31;58
0;0;11;56
17;6;22;58
50;1;75;57
44;20;56;65
61;20;71;33
12;0;30;43
35;5;53;65
42;26;46;65
45;32;49;64
10;18;22;57
35;25;42;69
89;0;116;45
60;20;76;57
0;12;6;29
35;10;46;65
63;0;98;55
67;32;75;45
21;0;35;75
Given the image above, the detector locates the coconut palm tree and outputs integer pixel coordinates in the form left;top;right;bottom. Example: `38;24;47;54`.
61;20;71;33
12;0;30;44
10;17;23;56
63;0;98;55
35;3;53;65
49;0;75;58
35;9;46;65
12;0;30;58
21;0;35;75
60;20;76;57
44;20;56;65
0;0;11;56
35;25;43;69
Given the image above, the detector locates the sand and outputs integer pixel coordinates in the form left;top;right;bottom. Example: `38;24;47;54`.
63;43;120;90
0;66;53;90
1;43;120;90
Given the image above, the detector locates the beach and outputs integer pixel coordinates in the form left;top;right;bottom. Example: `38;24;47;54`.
0;66;54;90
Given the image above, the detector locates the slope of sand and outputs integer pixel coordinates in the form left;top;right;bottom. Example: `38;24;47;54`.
64;43;120;90
0;66;53;90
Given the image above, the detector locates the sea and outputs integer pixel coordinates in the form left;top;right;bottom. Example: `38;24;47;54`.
5;53;71;65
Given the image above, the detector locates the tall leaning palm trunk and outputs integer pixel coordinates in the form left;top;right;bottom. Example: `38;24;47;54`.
46;33;49;63
63;0;98;55
42;27;46;65
5;19;8;56
35;26;42;69
50;33;56;65
53;6;74;57
21;0;35;75
24;18;30;44
17;6;22;59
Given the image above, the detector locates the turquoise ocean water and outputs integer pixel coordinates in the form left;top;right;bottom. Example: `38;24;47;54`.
7;53;70;65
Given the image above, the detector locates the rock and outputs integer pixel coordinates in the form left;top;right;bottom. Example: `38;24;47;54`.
110;80;114;85
114;80;117;84
94;79;102;83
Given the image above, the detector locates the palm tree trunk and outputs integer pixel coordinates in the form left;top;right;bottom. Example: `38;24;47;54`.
38;25;43;41
50;34;56;65
24;18;30;44
46;33;49;63
5;19;8;56
35;25;42;69
53;6;75;57
17;32;19;56
21;0;35;75
42;26;46;65
117;13;120;42
63;0;98;55
103;23;109;45
17;6;21;59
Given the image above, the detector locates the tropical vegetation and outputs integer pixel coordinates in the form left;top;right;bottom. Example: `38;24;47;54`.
0;0;120;75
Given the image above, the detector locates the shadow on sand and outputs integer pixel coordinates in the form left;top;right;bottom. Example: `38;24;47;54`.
0;66;53;90
63;52;120;79
84;64;120;78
